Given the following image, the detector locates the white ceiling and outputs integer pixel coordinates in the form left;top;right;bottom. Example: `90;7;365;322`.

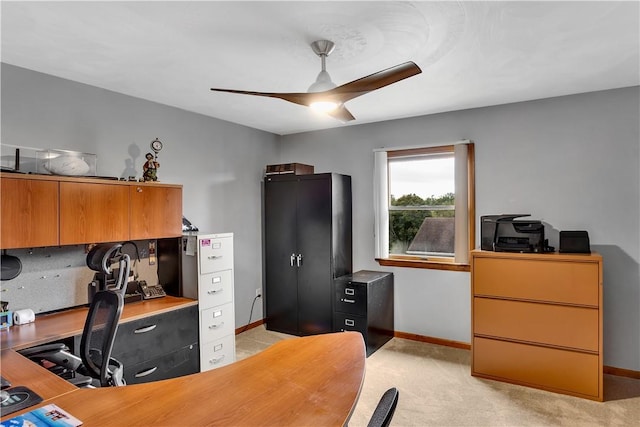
2;1;639;136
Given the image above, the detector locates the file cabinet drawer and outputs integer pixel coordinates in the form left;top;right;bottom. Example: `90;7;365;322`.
474;298;599;351
198;269;233;308
200;334;235;371
199;236;233;274
473;337;599;398
473;257;599;306
200;303;234;343
334;281;367;316
334;312;367;336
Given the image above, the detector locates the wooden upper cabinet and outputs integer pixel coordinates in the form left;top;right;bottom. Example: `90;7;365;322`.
1;174;182;248
1;177;59;249
129;184;182;240
59;181;130;245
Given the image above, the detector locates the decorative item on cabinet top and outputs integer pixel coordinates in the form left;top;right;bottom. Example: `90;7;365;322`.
37;149;97;177
265;163;314;176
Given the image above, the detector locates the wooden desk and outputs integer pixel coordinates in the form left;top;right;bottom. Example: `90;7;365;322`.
1;296;197;351
1;332;365;426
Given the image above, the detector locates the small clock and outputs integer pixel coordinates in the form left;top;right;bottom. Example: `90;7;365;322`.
150;138;163;154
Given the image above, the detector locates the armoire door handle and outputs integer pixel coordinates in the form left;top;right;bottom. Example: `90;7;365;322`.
290;253;296;267
296;254;303;267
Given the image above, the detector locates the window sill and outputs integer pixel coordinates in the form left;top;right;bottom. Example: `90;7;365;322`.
375;257;470;272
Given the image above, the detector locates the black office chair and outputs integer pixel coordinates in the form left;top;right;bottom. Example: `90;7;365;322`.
20;290;126;387
367;387;399;427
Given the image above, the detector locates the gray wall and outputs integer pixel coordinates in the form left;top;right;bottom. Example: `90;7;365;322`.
280;87;640;371
1;63;279;326
3;63;639;372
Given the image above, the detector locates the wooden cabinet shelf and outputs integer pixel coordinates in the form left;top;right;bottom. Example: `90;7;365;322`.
471;250;603;401
0;173;182;249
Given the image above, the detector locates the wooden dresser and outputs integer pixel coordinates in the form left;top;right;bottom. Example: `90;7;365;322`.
471;250;603;401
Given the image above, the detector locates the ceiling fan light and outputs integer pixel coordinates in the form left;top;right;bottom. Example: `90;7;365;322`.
310;100;339;112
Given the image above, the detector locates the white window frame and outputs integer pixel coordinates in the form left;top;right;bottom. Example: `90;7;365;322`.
374;141;475;271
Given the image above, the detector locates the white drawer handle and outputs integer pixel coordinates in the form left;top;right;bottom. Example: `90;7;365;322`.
134;324;157;334
209;355;225;365
208;322;225;330
342;298;355;304
134;366;158;378
207;288;224;295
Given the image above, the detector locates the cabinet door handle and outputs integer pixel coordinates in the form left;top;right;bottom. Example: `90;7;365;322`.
296;254;303;267
290;253;296;267
134;324;157;334
208;322;225;330
208;255;222;260
341;298;355;304
209;355;225;365
136;187;143;193
207;288;224;295
134;366;157;378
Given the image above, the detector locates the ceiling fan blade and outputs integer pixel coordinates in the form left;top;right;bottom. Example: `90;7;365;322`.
210;61;420;122
327;61;421;104
210;88;313;108
327;105;356;122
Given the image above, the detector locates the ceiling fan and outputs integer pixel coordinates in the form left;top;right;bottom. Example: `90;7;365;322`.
210;40;422;122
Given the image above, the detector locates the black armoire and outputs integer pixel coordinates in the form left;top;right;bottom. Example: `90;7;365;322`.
264;173;352;336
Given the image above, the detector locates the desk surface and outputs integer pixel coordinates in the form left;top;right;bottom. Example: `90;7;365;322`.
1;332;365;426
1;296;197;351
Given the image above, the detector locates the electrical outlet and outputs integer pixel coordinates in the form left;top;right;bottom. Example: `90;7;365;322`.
256;288;262;298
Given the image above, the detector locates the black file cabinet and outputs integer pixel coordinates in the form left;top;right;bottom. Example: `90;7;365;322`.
334;270;394;356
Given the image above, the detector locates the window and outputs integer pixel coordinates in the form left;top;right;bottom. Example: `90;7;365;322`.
374;141;475;271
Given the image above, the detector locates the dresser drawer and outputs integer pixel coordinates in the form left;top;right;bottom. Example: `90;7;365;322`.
334;281;367;316
473;257;599;306
474;298;599;351
112;305;198;366
200;303;234;343
200;334;236;371
124;342;199;384
198;269;233;308
473;337;599;398
199;236;233;274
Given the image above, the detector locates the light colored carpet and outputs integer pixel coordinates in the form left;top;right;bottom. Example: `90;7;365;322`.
235;326;640;426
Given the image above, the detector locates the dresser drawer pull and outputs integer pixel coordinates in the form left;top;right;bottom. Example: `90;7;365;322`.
134;324;157;334
345;319;355;326
208;322;225;330
342;298;355;304
345;288;355;296
209;355;225;365
207;288;224;295
134;366;158;378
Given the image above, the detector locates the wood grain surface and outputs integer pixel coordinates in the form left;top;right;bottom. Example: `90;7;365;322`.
2;332;365;426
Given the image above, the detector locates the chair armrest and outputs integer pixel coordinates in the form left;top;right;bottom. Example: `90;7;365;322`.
19;344;82;371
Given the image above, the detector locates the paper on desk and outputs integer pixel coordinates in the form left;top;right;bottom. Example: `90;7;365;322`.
0;404;83;426
185;235;197;256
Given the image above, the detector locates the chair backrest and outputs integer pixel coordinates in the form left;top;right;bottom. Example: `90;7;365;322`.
79;290;124;387
367;387;399;427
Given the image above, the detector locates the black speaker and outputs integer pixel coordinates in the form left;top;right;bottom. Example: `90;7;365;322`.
559;231;590;254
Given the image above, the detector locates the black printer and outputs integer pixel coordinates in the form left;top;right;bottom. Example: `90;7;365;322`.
480;214;546;253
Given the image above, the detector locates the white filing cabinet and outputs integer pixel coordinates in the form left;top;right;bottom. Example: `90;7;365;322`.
182;233;236;371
